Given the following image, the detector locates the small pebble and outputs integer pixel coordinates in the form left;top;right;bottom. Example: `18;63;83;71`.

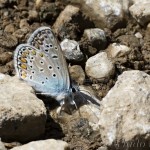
19;19;29;29
4;24;15;33
69;65;85;84
83;28;107;51
60;39;84;62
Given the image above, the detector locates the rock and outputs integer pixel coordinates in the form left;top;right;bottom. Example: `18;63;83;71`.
0;0;7;8
129;2;150;26
0;74;46;142
98;70;150;149
0;31;18;49
35;0;43;10
106;43;131;63
53;5;94;39
39;2;60;23
13;28;29;41
131;0;149;4
60;39;84;62
83;28;107;51
85;52;115;81
134;32;143;39
146;23;150;32
117;35;140;48
4;24;15;33
11;139;69;150
97;146;108;150
53;5;80;39
66;0;129;30
54;85;101;131
19;19;29;29
0;138;7;150
69;65;85;84
0;52;12;65
28;10;39;22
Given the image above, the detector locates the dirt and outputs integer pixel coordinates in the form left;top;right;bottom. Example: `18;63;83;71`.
0;0;150;150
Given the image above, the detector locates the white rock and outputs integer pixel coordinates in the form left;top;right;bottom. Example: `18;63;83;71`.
106;43;131;62
134;32;143;39
0;138;6;150
11;139;69;150
83;28;107;50
98;71;150;148
146;23;150;32
97;146;108;150
60;39;84;61
85;52;115;81
131;0;149;4
67;0;129;29
0;74;46;142
129;2;150;26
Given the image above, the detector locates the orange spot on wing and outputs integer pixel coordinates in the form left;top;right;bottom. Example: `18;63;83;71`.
21;64;27;70
21;58;27;63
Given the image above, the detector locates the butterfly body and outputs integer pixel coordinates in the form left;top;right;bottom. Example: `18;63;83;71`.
14;27;73;105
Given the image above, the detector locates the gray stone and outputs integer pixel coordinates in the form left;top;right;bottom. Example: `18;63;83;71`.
129;2;150;26
83;28;107;51
65;0;129;30
0;74;46;142
0;138;7;150
106;43;131;63
60;39;84;61
98;71;150;149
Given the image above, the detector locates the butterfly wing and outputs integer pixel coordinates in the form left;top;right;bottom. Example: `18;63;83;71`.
27;26;70;92
14;44;69;97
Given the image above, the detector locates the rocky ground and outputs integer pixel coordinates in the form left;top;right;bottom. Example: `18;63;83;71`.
0;0;150;150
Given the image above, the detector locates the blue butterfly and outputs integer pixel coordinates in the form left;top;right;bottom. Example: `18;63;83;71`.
14;26;100;113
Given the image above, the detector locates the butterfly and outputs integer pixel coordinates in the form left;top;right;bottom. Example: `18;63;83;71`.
14;26;78;108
